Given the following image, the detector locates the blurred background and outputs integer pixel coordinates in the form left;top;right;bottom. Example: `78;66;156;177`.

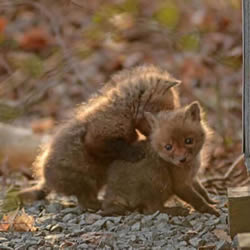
0;0;246;200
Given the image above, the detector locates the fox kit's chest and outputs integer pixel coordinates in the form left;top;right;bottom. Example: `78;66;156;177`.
151;165;172;196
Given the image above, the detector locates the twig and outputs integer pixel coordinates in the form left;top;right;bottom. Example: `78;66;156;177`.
201;154;244;184
0;0;94;98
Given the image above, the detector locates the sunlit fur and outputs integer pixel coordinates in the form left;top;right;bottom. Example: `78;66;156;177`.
102;102;218;216
19;65;181;210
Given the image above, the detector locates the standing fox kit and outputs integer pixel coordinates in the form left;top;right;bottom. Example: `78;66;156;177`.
103;102;219;216
19;65;180;210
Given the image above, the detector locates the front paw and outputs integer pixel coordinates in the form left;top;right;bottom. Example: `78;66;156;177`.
208;198;219;205
205;205;220;217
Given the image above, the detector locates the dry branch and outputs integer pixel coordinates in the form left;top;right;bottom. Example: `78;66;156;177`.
0;122;49;174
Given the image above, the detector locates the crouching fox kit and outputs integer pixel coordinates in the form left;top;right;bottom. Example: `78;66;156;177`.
102;102;219;216
19;65;180;210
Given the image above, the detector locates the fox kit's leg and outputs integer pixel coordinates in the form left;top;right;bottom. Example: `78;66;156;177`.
18;181;49;203
173;184;219;216
78;192;101;211
143;200;189;216
193;179;218;205
101;196;130;216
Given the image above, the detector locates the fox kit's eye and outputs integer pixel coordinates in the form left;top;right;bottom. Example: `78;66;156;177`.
165;144;172;151
185;138;193;145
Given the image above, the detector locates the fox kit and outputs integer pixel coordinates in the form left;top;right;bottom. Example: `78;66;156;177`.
19;65;180;210
102;102;219;216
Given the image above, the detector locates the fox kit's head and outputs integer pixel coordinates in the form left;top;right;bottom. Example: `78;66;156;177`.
145;101;208;166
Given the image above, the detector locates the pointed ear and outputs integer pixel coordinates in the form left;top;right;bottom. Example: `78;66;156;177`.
166;79;181;88
144;112;158;130
185;101;201;121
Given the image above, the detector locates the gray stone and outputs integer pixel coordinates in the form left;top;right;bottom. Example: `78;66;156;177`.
0;238;8;243
189;237;201;247
61;207;81;215
77;243;89;249
106;220;114;230
163;245;175;250
131;222;141;231
0;245;13;250
193;223;203;232
62;213;75;222
46;203;63;213
50;223;64;232
205;218;220;226
45;233;65;242
92;218;108;230
178;240;187;247
68;218;78;224
170;216;183;225
202;231;217;242
157;213;169;222
15;244;26;250
219;214;227;224
130;235;137;241
69;223;81;232
216;240;231;250
157;222;171;232
215;224;228;230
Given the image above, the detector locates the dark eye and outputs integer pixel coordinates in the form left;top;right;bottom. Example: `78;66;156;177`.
185;138;193;145
165;144;172;151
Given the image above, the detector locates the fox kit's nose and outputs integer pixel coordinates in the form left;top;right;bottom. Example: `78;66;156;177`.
179;157;186;163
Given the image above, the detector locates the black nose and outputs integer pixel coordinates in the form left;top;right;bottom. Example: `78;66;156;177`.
180;157;186;163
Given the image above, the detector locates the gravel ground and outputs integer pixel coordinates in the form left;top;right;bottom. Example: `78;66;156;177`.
0;194;236;250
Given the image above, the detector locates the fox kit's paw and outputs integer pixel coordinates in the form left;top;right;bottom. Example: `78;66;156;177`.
78;196;101;212
204;205;220;217
207;198;219;205
18;186;47;203
101;203;128;216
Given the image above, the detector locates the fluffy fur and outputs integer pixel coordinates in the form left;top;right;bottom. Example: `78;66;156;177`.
102;102;219;216
19;65;180;210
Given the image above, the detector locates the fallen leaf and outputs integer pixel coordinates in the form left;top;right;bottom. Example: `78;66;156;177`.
19;28;53;51
0;17;7;33
0;209;36;232
13;209;36;232
0;221;10;232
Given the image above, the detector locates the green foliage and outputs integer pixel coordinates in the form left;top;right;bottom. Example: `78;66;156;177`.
224;136;234;147
0;102;23;122
92;5;120;24
0;37;18;50
1;186;21;214
92;0;138;24
217;55;242;69
85;26;105;42
75;44;93;59
121;0;138;14
229;0;241;9
154;1;180;29
178;32;201;52
22;55;44;78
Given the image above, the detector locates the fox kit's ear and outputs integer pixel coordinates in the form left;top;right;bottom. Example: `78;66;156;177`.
144;112;158;129
166;79;181;88
185;101;201;121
